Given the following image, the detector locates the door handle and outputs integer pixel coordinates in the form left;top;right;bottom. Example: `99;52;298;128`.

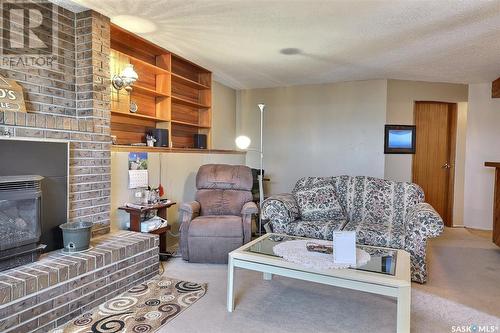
442;163;451;169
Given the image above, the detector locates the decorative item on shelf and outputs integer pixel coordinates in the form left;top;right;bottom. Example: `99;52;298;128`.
384;124;416;154
129;100;138;113
146;134;156;147
147;128;169;147
146;186;161;204
111;135;117;145
112;64;138;92
235;103;266;235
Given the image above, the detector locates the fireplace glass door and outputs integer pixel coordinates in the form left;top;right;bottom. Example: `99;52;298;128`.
0;180;42;252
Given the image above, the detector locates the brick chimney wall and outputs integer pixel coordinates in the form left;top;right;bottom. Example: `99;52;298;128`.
0;4;112;236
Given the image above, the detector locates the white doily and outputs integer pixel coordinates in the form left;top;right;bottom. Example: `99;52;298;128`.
273;239;371;270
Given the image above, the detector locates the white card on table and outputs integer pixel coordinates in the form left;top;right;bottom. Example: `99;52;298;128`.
333;231;356;265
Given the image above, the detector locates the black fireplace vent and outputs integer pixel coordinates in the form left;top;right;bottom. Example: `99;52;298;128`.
0;175;43;192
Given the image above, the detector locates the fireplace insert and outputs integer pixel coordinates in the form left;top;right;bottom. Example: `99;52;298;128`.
0;175;46;271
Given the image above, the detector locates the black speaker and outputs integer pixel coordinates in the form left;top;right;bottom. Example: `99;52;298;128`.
147;128;169;147
193;134;207;149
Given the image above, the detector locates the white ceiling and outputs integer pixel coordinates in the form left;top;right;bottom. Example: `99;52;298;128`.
58;0;500;89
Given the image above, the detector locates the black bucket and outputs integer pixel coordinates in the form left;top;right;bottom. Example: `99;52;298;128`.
59;221;92;252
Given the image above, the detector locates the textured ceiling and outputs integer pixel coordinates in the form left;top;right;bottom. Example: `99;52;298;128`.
58;0;500;89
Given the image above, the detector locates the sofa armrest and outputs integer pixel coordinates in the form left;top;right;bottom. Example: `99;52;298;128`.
405;202;444;239
261;193;300;225
403;202;444;283
179;201;200;260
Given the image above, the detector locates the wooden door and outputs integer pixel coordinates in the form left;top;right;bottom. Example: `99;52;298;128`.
412;102;457;226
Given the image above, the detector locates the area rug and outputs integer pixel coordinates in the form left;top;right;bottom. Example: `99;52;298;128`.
52;277;207;333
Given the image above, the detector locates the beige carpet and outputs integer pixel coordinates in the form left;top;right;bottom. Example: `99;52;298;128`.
160;228;500;332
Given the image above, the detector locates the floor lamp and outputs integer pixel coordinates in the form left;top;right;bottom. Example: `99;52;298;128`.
235;103;265;235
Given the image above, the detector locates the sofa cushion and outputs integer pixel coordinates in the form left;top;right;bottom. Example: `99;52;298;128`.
285;219;347;240
338;176;424;248
294;184;345;221
189;215;243;238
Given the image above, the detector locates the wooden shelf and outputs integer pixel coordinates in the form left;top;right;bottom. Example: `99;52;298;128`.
111;110;168;122
111;24;212;148
148;226;171;235
171;95;209;109
133;84;169;98
113;49;170;75
172;73;210;90
111;145;245;154
171;120;211;128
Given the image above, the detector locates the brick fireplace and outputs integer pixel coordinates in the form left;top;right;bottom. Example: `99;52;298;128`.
0;3;161;333
0;3;112;236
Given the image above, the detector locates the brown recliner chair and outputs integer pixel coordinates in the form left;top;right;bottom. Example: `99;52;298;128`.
179;164;258;263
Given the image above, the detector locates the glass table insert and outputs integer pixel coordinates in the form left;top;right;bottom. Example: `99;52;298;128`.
245;234;398;275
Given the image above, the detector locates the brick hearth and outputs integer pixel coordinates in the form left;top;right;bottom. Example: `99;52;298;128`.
0;231;159;332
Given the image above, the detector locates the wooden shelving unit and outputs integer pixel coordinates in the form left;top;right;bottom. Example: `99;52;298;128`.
110;24;212;148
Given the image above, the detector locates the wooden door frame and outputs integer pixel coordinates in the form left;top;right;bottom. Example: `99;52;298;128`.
412;101;457;227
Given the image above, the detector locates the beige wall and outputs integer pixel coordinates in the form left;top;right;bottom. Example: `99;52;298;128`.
384;80;468;226
237;80;388;194
463;83;500;230
111;151;245;248
384;80;468;181
211;81;236;150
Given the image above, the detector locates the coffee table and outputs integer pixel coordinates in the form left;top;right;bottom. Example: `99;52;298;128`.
227;233;411;333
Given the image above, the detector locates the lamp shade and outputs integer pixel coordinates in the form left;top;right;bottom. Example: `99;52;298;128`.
235;135;251;149
121;64;138;81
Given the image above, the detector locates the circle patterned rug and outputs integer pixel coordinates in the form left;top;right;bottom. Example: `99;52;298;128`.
51;277;207;333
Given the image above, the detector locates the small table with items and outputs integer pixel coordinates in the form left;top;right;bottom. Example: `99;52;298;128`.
227;233;411;333
118;201;176;260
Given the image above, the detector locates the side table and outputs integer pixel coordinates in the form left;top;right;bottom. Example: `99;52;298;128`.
118;201;176;260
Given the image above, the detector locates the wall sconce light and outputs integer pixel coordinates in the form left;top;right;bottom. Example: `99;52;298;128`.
112;64;138;91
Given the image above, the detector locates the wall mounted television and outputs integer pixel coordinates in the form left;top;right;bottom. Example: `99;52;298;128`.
384;125;416;154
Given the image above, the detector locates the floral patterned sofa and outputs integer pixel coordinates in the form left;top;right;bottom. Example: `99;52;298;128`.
261;176;444;283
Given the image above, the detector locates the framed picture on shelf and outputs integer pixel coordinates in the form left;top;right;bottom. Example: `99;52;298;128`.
384;125;416;154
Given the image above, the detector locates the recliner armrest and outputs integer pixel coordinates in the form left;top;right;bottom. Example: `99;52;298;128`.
179;201;201;261
179;201;201;217
241;201;258;215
